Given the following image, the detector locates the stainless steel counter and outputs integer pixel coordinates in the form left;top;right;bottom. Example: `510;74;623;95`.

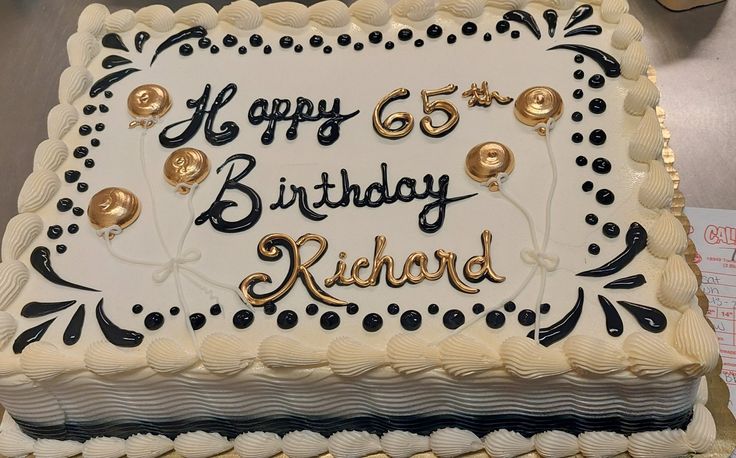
0;0;733;231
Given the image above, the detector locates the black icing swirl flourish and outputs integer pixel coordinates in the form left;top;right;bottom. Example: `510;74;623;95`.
96;298;144;348
547;44;621;78
30;247;99;292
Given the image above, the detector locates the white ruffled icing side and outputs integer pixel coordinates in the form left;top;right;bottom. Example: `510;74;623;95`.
500;336;570;378
258;335;327;367
309;1;351;27
17;170;60;213
349;0;391;26
326;337;387;376
47;104;78;140
647;210;689;259
200;333;254;375
59;65;92;104
84;340;148;375
83;436;127;458
612;13;643;49
482;429;535;457
658;255;698;311
578;431;629;456
674;308;720;375
125;434;174;458
487;0;531;8
219;1;264;30
624;333;699;377
136;5;176;32
380;431;430;458
686;403;717;452
0;261;29;310
629;107;663;162
624;77;660;116
104;9;137;33
439;334;501;376
534;430;579;457
437;0;486;19
393;0;436;21
67;32;100;67
621;41;649;80
430;428;483;457
387;334;441;374
146;338;198;373
20;342;84;381
33;139;68;172
0;426;36;457
639;160;674;209
77;3;109;36
233;432;281;458
538;0;576;8
328;431;382;458
281;430;328;458
260;2;310;28
35;438;84;458
175;3;219;29
173;432;232;458
628;428;690;457
563;335;627;375
1;212;43;261
0;311;17;350
601;0;629;23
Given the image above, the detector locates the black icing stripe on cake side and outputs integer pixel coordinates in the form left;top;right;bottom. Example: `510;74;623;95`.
13;411;693;442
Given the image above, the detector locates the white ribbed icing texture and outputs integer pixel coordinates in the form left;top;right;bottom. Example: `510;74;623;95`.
1;212;43;262
658;255;698;311
639;160;674;209
629;107;664;162
647;210;689;258
125;434;174;458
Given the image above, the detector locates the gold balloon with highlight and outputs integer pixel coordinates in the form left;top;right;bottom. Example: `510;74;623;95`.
163;148;210;194
88;187;141;237
127;84;171;127
465;142;515;192
514;86;564;135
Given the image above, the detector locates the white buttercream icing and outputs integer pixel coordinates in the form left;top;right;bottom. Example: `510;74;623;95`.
639;160;673;209
629;107;664;162
136;5;176;32
563;335;627;375
534;430;579;457
624;77;660;116
233;432;282;458
611;13;643;49
674;308;720;375
437;0;486;18
624;333;698;377
349;0;391;26
20;342;84;381
686;403;717;452
77;3;109;36
258;335;327;367
601;0;629;23
328;431;382;458
628;428;689;457
380;431;430;458
0;312;16;350
578;431;629;457
173;431;232;458
1;212;43;261
430;428;483;457
387;334;441;374
482;429;535;458
125;434;174;458
327;337;387;376
17;170;60;213
35;438;84;458
260;2;310;28
0;261;29;310
392;0;436;21
658;255;697;311
281;430;328;458
200;333;253;375
104;9;137;33
83;436;127;458
33;139;69;173
84;340;148;375
58;66;92;104
219;1;263;30
146;338;198;373
67;32;101;67
500;336;570;378
647;210;689;259
309;1;351;27
621;41;649;80
47;103;78;140
439;334;501;376
174;3;219;29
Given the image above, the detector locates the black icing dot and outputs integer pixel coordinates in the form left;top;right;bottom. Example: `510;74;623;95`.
233;309;254;329
210;304;222;316
483;32;492;41
384;41;394;50
295;44;304;52
414;39;424;47
447;34;457;44
518;309;536;326
170;307;180;316
362;313;383;332
77;182;88;192
324;45;333;54
504;301;517;312
306;303;318;316
574;54;584;63
589;74;605;89
462;22;478;36
588;243;601;255
264;303;277;315
540;303;551;314
353;42;363;51
210;45;220;54
573;89;584;99
144;312;164;331
73;146;88;158
95;123;105;132
263;45;272;54
511;30;520;39
84;159;95;168
310;35;324;47
572;111;583;122
320;311;340;330
79;125;92;136
428;303;439;315
104;90;113;98
387;303;399;315
337;34;351;46
472;303;485;314
572;133;584;143
179;44;193;56
238;46;247;55
250;34;263;47
57;198;73;212
83;105;96;115
98;104;109;113
132;304;143;314
486;311;505;329
346;303;359;315
368;31;382;44
277;310;298;329
223;34;238;47
198;37;211;49
592;157;612;174
603;222;621;238
589;98;607;114
596;189;615;205
586;213;599;225
398;28;413;41
400;310;422;331
65;170;80;183
91;138;100;147
280;36;294;49
189;313;206;330
56;244;67;254
427;24;443;39
582;181;594;192
47;225;63;239
590;129;607;146
68;224;79;234
574;69;585;80
443;309;465;330
576;155;588;166
496;20;510;33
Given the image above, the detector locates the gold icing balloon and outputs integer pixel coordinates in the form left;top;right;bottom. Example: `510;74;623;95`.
163;148;210;194
514;86;563;135
127;84;171;127
465;142;515;192
88;187;141;237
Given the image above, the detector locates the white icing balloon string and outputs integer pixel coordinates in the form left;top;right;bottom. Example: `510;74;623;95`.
139;129;173;258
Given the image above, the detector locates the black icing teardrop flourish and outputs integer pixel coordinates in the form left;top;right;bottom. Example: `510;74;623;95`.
89;68;141;98
617;300;667;333
577;223;647;277
564;25;602;38
597;295;624;337
30;247;99;292
503;10;541;40
604;274;647;289
564;4;594;30
102;55;133;69
135;31;150;53
102;33;128;52
63;304;85;346
96;298;144;347
547;44;621;78
543;9;558;37
151;26;207;65
21;300;77;318
13;318;55;354
527;287;584;347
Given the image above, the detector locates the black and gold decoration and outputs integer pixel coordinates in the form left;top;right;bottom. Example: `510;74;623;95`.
163;147;210;193
87;187;141;237
127;83;172;128
465;142;515;191
514;86;564;135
